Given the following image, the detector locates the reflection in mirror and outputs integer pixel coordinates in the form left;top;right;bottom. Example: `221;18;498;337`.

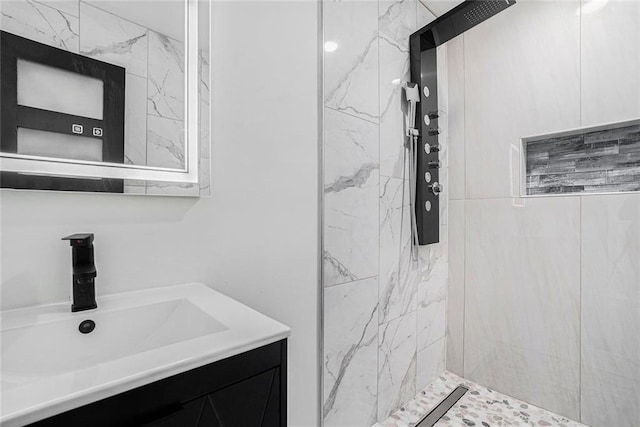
18;59;105;120
0;0;211;196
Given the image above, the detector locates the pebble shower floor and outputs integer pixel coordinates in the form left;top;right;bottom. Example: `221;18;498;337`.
374;372;587;427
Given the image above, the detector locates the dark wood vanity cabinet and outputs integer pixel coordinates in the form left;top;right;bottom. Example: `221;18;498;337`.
31;340;287;427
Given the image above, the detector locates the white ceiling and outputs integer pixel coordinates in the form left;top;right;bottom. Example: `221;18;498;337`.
419;0;465;17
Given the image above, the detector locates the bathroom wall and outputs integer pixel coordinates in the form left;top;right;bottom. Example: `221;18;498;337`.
445;1;640;425
0;1;320;425
321;1;449;424
0;0;209;195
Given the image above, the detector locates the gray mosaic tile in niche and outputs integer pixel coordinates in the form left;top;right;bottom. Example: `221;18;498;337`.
525;120;640;195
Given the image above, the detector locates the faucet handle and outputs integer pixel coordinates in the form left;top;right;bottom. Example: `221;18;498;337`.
62;233;94;247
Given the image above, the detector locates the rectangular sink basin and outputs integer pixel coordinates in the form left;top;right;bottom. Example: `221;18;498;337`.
2;299;226;378
0;283;290;427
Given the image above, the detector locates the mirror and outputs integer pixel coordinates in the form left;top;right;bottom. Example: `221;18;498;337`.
0;0;211;196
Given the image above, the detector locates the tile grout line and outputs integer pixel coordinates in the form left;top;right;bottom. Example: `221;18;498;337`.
324;275;379;289
318;0;325;423
376;0;381;421
578;195;583;422
461;32;466;379
413;0;419;406
578;0;583;420
324;106;379;127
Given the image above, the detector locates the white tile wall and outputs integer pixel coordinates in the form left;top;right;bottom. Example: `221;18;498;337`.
379;33;411;179
419;0;463;17
34;0;79;16
581;1;640;127
417;336;445;391
378;311;417;420
1;0;79;52
323;108;379;287
147;31;185;121
323;1;447;423
463;0;581;199
323;278;379;427
379;176;417;324
446;199;464;375
581;194;640;426
446;36;464;201
446;2;640;424
323;0;379;123
79;2;148;77
464;197;581;419
124;73;148;166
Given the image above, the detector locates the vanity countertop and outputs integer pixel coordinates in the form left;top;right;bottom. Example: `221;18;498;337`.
0;283;290;426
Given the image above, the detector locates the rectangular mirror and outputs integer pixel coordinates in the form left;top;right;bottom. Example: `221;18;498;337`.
0;0;211;196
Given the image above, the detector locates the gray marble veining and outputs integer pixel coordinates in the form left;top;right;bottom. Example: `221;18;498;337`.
323;278;379;427
124;73;148;166
1;0;79;52
323;0;379;123
146;116;185;170
148;31;185;121
379;0;416;45
378;312;417;421
322;1;447;424
379;177;417;324
79;2;147;77
323;108;379;287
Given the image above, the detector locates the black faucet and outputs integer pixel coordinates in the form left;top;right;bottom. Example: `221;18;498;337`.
62;233;97;312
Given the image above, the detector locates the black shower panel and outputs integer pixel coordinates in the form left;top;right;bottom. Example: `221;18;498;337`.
409;0;516;245
416;48;440;245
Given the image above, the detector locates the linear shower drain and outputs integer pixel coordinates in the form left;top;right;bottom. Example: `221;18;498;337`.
415;385;469;426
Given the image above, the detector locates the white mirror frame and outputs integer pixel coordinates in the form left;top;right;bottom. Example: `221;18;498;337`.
0;0;200;184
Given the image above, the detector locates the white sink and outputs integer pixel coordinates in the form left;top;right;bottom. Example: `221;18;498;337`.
2;299;226;378
0;283;290;426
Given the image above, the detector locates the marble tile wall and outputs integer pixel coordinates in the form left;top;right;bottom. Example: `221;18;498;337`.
322;0;449;425
0;0;209;196
445;0;640;425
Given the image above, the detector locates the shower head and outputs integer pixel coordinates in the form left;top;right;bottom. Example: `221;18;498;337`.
462;0;514;26
412;0;516;49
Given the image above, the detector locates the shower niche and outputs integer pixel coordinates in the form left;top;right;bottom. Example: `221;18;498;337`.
409;0;515;244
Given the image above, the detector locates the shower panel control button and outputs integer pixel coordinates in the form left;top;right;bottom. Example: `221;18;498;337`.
425;200;432;212
429;182;443;195
425;171;432;183
431;143;441;152
427;111;439;119
428;161;442;169
92;127;103;137
72;124;83;134
428;128;440;136
424;143;431;154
